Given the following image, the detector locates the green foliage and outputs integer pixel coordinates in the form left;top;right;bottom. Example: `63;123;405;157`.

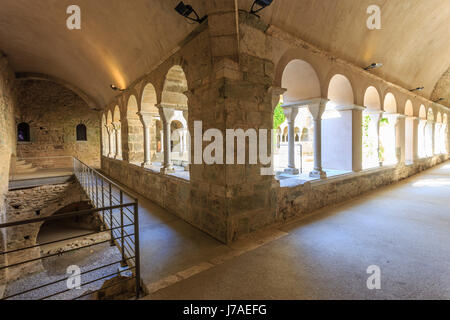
273;103;285;130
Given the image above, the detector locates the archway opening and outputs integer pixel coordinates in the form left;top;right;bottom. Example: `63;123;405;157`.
404;100;414;163
161;65;189;174
379;93;398;165
418;105;427;158
101;114;108;156
362;86;381;169
125;95;143;164
323;74;354;171
107;110;116;158
140;83;159;167
274;59;320;176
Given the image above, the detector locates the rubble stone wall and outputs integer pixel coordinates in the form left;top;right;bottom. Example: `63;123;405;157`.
15;80;101;168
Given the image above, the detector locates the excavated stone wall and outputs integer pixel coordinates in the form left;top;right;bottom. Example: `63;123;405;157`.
0;56;17;296
15;80;101;168
4;181;89;282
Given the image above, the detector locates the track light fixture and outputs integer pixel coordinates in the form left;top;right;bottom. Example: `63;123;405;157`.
364;63;383;71
250;0;274;16
175;1;207;24
110;84;125;92
409;87;424;92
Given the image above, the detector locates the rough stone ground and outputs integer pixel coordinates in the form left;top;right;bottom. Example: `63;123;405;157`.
141;162;450;300
4;241;123;300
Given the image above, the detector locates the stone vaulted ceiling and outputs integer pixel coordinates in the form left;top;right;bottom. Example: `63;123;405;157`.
0;0;449;108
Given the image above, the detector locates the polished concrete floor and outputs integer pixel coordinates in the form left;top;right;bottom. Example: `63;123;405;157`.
140;162;450;300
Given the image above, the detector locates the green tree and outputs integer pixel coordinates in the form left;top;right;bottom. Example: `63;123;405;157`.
273;103;285;130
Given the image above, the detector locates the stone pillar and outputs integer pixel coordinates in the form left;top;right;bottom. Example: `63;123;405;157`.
374;113;382;166
431;120;436;156
411;117;420;161
159;106;175;173
138;112;153;167
106;124;115;158
282;107;299;175
308;100;328;178
434;123;441;155
112;122;122;160
182;111;190;170
396;115;405;164
352;107;363;172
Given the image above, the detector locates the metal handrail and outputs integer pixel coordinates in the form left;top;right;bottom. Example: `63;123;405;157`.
0;157;141;300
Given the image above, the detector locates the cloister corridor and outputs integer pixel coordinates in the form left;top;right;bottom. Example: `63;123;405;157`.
134;162;450;300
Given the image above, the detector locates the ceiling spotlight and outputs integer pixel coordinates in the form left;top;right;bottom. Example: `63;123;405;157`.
409;87;424;92
175;1;207;24
110;84;124;92
434;98;445;103
364;63;383;71
250;0;274;16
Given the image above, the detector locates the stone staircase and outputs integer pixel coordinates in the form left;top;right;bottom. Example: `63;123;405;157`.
14;159;38;174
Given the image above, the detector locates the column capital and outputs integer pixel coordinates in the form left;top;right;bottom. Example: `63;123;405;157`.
112;122;121;130
281;97;328;110
268;86;287;109
282;107;299;122
138;111;153;126
334;104;365;112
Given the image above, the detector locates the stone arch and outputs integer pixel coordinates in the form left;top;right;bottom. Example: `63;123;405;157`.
161;65;189;169
404;100;414;162
383;92;397;114
327;74;354;106
404;100;413;116
419;105;427;119
427;108;434;121
125;95;143;164
364;86;381;110
140;83;158;113
162;65;188;108
281;59;321;103
101;114;108;156
113;105;121;123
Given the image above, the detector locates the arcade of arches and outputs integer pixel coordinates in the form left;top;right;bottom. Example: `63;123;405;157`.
0;1;449;299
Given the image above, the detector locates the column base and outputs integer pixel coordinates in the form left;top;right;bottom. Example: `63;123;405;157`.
284;167;299;175
115;156;123;161
309;169;327;179
161;165;175;174
141;161;152;168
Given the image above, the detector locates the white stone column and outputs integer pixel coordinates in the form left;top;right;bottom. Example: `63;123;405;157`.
434;123;441;154
182;110;190;171
112;122;122;160
411;117;420;162
282;107;299;175
138;112;153;167
159;106;175;173
107;124;115;158
308;99;328;178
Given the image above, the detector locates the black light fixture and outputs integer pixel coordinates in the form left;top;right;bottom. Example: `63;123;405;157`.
250;0;274;16
175;1;207;24
434;97;445;103
364;62;383;71
410;87;424;92
110;84;125;92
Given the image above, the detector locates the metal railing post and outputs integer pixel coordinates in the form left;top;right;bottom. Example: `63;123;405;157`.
134;201;141;299
109;182;114;246
95;172;99;208
120;190;125;265
101;179;105;224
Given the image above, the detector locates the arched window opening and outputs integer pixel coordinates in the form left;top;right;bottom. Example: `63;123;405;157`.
274;59;320;177
76;124;87;141
17;122;30;142
362;87;381;169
